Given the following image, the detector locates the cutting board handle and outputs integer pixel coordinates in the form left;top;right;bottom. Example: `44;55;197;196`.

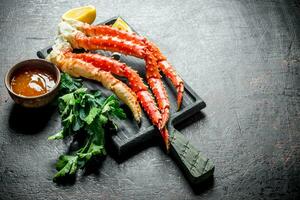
168;127;214;184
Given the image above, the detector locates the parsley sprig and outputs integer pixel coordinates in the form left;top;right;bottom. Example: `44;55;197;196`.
48;73;126;182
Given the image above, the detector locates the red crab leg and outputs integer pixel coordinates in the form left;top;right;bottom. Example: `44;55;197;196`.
72;32;145;58
158;60;184;109
66;52;169;147
70;33;170;128
49;53;142;123
76;23;184;108
145;40;184;109
160;127;169;151
144;51;169;129
77;24;146;45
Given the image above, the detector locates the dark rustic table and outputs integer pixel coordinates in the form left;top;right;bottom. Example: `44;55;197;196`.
1;0;300;199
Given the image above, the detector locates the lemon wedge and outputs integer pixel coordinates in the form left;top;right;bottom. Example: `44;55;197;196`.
112;17;132;32
62;5;96;24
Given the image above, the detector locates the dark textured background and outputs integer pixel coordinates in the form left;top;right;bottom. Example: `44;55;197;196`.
1;0;300;199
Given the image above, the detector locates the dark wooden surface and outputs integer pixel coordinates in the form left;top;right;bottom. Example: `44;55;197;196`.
0;0;300;199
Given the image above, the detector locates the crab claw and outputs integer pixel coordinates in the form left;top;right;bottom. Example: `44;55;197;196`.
160;127;170;151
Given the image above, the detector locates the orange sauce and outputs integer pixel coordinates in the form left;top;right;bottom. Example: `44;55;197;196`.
11;66;56;97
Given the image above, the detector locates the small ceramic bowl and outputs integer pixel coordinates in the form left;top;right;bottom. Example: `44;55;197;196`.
5;59;61;108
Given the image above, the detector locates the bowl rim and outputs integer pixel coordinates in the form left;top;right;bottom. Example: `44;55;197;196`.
4;59;61;99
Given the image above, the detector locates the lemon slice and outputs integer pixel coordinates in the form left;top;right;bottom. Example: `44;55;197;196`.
112;17;132;32
62;5;96;24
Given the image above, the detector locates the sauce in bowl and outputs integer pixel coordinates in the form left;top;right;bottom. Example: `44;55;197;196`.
11;66;56;97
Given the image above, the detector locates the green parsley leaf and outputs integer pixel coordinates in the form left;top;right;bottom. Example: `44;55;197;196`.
84;107;101;125
49;73;126;182
48;129;64;140
53;155;78;182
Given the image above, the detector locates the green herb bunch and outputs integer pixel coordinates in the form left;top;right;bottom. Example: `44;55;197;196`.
48;73;126;182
